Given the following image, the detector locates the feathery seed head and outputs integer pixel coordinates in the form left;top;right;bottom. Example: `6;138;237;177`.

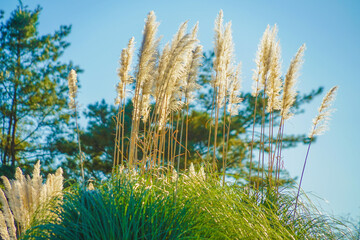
199;166;206;181
213;10;235;107
32;161;43;198
0;162;64;236
131;11;160;123
68;69;78;109
172;21;189;47
184;45;203;102
115;83;125;105
15;167;24;182
214;10;224;46
55;167;63;177
33;161;41;179
227;63;243;116
266;36;282;112
281;44;306;119
136;11;159;88
191;22;199;39
115;37;135;105
309;86;338;138
169;99;184;112
252;25;272;96
1;177;11;192
155;22;199;129
88;182;95;191
0;211;10;240
189;163;196;178
140;94;151;122
0;189;16;239
260;25;275;86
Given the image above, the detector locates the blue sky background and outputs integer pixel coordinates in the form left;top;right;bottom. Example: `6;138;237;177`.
2;0;359;220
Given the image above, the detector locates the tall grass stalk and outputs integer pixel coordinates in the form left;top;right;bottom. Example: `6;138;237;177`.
251;25;273;192
128;11;159;168
68;69;84;180
273;44;305;190
248;71;260;190
212;10;237;175
114;37;135;170
222;64;242;186
265;28;282;188
294;86;338;219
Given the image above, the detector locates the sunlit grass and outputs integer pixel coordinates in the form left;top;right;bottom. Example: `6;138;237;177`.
22;168;355;239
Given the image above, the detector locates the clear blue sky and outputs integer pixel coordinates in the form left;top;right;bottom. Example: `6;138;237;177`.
2;0;359;219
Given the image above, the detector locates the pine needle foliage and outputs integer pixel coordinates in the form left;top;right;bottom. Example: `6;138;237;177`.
0;4;81;171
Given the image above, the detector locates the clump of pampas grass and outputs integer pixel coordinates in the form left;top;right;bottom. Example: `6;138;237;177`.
0;161;63;239
112;11;201;171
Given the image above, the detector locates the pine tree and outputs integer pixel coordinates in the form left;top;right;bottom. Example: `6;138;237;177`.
0;3;80;176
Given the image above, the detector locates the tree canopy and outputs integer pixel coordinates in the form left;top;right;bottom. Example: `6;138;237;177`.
0;3;80;177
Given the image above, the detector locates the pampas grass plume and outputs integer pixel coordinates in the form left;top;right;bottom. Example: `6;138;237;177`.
0;189;16;239
115;37;135;104
309;86;338;138
252;25;272;96
281;44;306;120
0;162;63;239
266;27;282;112
184;45;203;102
227;63;243;116
67;69;78;109
0;211;11;240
